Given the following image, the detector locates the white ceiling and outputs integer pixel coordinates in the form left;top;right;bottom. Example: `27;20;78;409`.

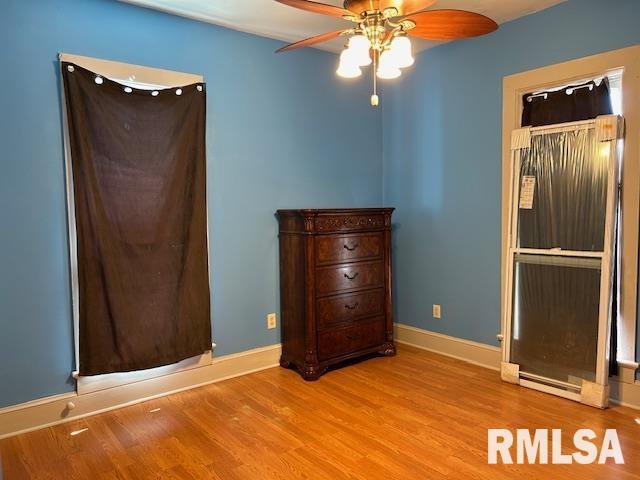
119;0;567;53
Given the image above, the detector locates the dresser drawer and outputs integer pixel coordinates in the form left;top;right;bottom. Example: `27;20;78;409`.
317;318;385;361
315;214;385;233
316;261;384;296
316;289;384;329
316;233;383;265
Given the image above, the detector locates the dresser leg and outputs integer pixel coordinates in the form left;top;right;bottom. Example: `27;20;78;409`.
279;357;292;369
281;358;326;380
379;342;396;357
300;363;326;381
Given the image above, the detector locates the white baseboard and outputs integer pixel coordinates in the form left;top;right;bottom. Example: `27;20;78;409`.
394;323;502;371
394;323;640;410
2;327;637;439
610;361;640;409
0;344;281;439
610;378;640;410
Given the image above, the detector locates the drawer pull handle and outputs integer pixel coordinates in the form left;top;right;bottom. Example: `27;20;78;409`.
343;243;359;251
346;334;357;341
344;272;359;280
344;302;359;310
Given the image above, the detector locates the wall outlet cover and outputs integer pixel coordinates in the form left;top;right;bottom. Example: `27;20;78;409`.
267;313;277;329
432;304;441;319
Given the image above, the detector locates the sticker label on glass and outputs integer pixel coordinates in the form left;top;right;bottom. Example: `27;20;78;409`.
519;176;536;209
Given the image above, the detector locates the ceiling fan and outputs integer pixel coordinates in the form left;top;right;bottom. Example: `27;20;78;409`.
274;0;498;106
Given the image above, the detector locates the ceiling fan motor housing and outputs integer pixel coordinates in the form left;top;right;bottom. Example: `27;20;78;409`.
344;1;400;16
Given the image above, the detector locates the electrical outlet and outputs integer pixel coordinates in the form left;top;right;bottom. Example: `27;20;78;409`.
432;304;441;319
267;313;277;329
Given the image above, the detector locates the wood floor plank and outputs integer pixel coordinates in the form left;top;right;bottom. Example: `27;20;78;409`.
1;345;639;479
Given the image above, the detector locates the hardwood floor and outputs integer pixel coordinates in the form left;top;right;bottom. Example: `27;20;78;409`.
1;345;639;479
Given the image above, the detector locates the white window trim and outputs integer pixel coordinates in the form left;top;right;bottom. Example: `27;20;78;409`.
59;53;214;395
501;45;640;370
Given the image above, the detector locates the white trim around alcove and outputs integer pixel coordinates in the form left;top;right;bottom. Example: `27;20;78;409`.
58;53;202;86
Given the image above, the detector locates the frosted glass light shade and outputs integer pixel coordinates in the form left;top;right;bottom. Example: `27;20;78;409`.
336;50;362;78
346;34;372;67
377;66;401;79
377;51;401;79
388;36;414;68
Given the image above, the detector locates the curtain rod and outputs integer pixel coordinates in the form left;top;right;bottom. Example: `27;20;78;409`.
527;82;596;102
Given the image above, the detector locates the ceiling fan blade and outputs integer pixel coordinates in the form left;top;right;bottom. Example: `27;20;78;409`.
276;30;346;53
275;0;352;18
344;0;436;16
406;9;498;41
395;0;437;16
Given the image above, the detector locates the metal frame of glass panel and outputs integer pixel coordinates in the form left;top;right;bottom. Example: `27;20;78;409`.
502;116;621;406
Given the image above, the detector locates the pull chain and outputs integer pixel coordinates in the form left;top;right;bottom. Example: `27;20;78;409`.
371;50;379;107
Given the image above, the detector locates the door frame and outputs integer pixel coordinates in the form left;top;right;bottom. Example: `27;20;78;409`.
501;45;640;372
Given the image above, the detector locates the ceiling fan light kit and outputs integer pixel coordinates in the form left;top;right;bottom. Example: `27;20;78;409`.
387;35;414;68
275;0;498;106
345;34;372;65
336;50;363;78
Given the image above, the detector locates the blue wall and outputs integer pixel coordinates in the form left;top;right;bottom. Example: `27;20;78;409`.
383;0;640;358
0;0;382;407
3;0;640;409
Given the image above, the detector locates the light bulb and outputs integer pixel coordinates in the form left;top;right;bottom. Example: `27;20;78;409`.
346;34;372;67
388;36;414;69
377;51;401;79
336;50;362;78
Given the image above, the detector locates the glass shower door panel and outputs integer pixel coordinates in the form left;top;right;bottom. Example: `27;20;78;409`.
510;254;601;386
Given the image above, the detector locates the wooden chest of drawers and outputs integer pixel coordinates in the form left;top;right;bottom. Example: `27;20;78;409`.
276;208;395;380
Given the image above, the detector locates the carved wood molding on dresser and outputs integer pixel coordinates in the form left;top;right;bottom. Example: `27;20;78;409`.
276;208;395;380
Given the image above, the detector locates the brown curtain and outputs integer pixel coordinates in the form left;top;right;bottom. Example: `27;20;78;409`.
62;62;211;376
